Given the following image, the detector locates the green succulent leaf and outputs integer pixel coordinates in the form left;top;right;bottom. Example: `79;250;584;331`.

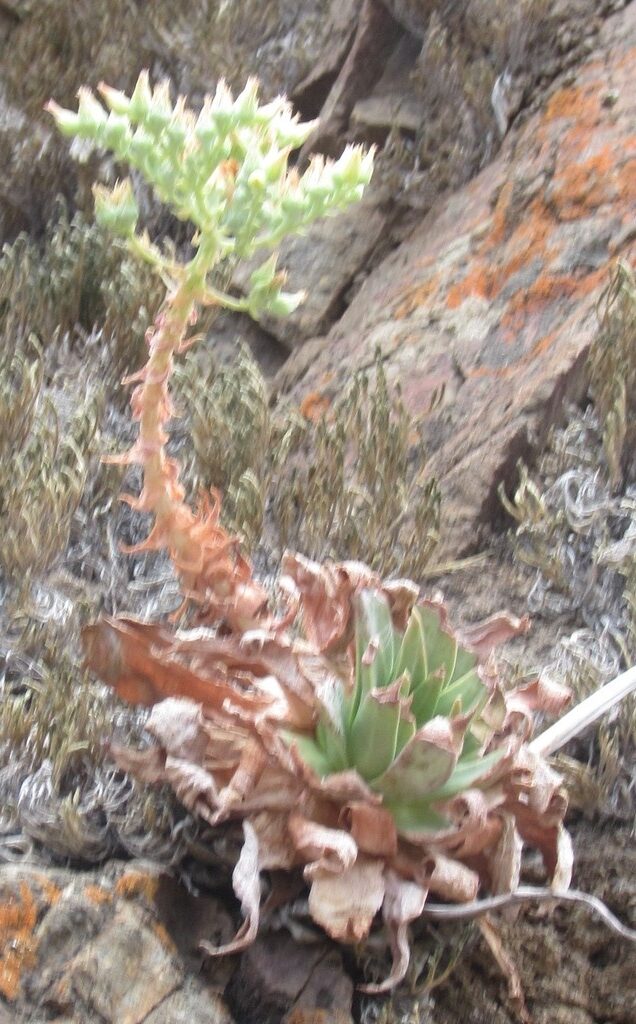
315;719;348;774
409;670;445;726
415;606;458;684
351;590;396;722
348;680;405;780
384;801;452;834
434;668;487;718
371;718;461;798
395;712;417;756
450;646;478;683
288;733;332;778
394;610;427;688
425;747;507;803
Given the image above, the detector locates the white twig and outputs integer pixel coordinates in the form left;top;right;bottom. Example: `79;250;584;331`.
529;664;636;757
421;886;636;942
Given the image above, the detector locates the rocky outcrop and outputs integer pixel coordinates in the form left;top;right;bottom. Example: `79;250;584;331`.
0;861;234;1022
0;860;355;1024
0;854;335;1023
277;0;636;559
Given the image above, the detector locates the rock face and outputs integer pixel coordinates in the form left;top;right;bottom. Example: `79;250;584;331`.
277;1;636;559
0;860;355;1024
0;861;234;1023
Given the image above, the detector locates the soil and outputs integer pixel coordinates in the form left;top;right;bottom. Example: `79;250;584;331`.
428;821;636;1024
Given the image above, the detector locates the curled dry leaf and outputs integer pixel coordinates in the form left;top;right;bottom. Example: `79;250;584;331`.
308;857;386;943
84;553;573;991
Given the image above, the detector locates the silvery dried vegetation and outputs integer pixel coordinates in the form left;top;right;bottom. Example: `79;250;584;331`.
501;263;636;812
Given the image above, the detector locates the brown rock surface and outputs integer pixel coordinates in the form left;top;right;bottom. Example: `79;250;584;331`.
227;932;354;1024
277;1;636;559
0;861;234;1024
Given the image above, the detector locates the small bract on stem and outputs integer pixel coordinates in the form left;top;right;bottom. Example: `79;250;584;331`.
47;72;373;624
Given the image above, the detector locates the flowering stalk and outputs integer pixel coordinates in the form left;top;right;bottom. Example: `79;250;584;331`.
48;73;374;625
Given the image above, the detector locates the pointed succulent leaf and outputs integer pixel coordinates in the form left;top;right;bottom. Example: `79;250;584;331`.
450;646;478;683
434;668;487;718
348;679;405;780
352;590;396;720
385;800;452;834
371;717;462;797
316;719;348;774
425;747;507;803
409;669;445;726
288;733;332;778
415;606;458;685
394;610;427;688
394;712;417;756
459;730;483;759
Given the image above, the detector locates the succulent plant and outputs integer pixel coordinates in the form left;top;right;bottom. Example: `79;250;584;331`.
289;589;509;834
84;554;572;990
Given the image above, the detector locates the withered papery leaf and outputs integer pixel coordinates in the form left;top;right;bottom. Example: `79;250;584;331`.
83;616;276;715
359;869;428;994
308;857;385;943
201;820;261;956
552;824;574;892
490;813;523;895
340;802;398;858
282;552;380;653
250;811;297;870
145;697;209;761
505;675;571;738
290;813;358;879
428;853;480;902
459;611;531;658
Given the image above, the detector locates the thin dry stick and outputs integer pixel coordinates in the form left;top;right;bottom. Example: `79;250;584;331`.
421;886;636;942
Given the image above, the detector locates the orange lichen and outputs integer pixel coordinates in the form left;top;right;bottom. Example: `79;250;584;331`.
0;882;39;1001
393;273;441;318
447;265;497;309
114;870;159;905
35;875;61;907
544;84;597;122
616;156;636;203
151;919;177;952
299;391;331;422
83;884;112;905
497;198;555;275
550;147;617;220
488;181;515;246
505;268;606;323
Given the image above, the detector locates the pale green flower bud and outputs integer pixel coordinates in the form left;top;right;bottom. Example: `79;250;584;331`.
103;112;130;151
333;145;375;192
247;168;267;191
76;88;107;133
266;289;306;318
249;254;278;290
263;148;288;184
233;78;259;120
129;128;154;162
45;101;79;138
276;118;318;149
93;180;138;238
128;71;153;121
98;82;130;116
